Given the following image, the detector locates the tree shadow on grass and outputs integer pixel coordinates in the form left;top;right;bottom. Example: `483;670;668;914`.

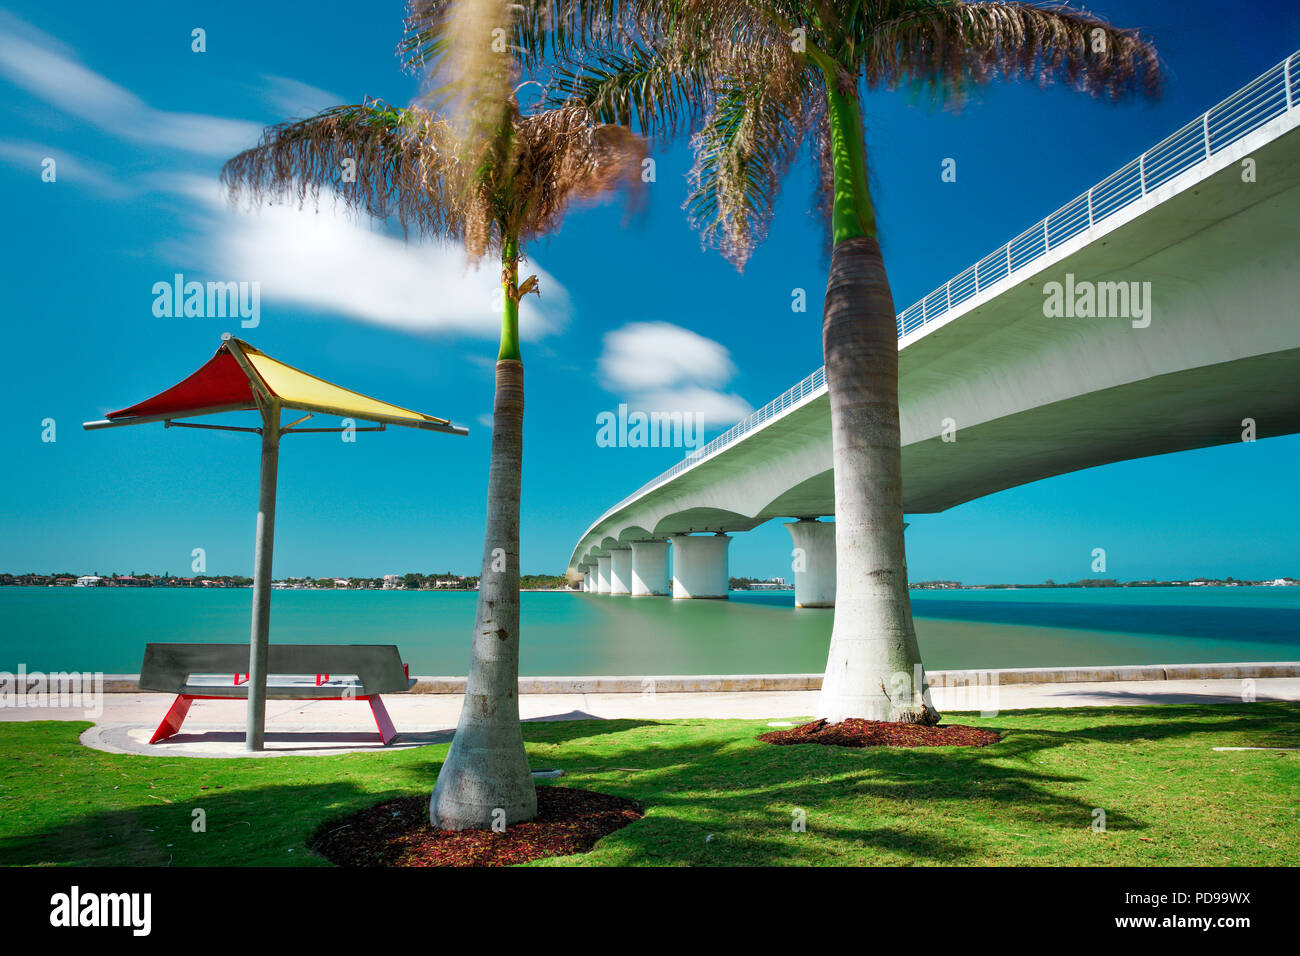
0;780;395;867
5;702;1294;866
988;702;1300;747
379;716;1111;864
514;702;1300;865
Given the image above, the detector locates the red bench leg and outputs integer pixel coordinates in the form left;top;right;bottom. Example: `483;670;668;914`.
368;695;397;746
150;695;195;744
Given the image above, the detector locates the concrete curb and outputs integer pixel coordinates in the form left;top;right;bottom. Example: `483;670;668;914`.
97;661;1300;695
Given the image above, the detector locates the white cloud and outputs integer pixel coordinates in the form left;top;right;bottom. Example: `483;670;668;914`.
170;175;570;341
635;386;753;427
599;321;737;391
0;11;570;344
259;75;344;119
598;321;751;428
0;12;261;157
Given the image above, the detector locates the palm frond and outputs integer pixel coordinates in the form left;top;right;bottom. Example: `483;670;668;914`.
545;40;728;142
505;103;648;246
220;100;466;238
684;51;817;270
400;0;628;74
857;1;1161;102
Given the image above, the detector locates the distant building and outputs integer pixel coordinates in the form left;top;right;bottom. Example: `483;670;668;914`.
333;578;350;589
382;574;402;590
75;575;102;587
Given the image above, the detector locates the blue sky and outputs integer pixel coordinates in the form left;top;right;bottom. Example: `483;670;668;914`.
1;0;1297;584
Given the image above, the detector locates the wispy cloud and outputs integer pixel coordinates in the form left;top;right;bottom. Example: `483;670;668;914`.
0;11;571;343
0;11;261;157
258;75;345;120
171;176;570;341
599;321;751;427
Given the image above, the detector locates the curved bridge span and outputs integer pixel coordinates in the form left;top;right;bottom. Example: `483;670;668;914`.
569;53;1300;605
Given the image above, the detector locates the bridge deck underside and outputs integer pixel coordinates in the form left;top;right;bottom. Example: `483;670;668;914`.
572;113;1300;569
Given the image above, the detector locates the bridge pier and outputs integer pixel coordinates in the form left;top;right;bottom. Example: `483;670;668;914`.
670;533;730;599
609;547;633;595
786;519;836;608
582;569;594;592
596;555;612;594
629;540;670;595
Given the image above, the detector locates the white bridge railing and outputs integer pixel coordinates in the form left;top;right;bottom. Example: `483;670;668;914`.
583;50;1300;541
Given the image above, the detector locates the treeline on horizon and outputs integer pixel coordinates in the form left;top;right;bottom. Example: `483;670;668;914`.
0;571;575;589
729;576;791;589
7;573;1295;590
911;576;1297;588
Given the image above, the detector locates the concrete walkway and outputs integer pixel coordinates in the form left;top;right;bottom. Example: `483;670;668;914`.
5;676;1295;759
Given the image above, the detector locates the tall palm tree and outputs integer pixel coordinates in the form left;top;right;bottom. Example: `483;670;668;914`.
222;93;643;828
418;0;1159;724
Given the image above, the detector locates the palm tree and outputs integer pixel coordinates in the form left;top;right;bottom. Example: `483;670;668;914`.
441;0;1159;724
222;91;643;828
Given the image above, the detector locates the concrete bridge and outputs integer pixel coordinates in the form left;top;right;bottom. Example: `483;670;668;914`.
569;52;1300;606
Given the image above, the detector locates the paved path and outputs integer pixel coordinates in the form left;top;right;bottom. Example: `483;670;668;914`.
4;676;1295;759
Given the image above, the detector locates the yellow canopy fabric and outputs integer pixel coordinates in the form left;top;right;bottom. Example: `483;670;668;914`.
87;337;465;435
235;340;452;429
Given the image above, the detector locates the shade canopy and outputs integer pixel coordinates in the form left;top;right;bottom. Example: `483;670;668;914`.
84;337;467;434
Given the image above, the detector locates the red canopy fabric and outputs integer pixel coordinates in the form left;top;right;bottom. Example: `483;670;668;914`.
107;348;256;421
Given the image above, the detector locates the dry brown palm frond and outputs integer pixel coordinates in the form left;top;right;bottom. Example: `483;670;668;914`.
859;1;1161;103
400;0;779;77
222;96;645;264
220;100;469;240
443;0;521;143
484;101;648;256
401;0;629;75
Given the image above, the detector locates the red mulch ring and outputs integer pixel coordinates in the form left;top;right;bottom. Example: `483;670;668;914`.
758;718;1002;748
311;787;643;867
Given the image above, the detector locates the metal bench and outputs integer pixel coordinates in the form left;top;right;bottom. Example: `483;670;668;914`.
138;643;415;745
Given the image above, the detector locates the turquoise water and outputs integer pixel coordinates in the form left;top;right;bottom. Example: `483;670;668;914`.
2;586;1298;675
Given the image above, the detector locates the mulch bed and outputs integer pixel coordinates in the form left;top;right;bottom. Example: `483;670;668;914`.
311;787;642;867
758;718;1002;748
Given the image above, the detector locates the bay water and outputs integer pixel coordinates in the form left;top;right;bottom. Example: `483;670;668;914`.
2;585;1297;676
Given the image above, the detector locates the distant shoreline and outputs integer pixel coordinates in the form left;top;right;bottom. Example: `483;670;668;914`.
4;581;1298;593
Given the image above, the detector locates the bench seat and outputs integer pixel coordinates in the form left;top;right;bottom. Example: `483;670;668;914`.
138;643;413;744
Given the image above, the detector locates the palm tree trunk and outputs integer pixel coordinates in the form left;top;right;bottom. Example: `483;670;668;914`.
430;245;537;829
816;82;934;724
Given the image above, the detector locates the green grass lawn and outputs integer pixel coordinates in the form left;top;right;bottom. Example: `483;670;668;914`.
0;702;1296;866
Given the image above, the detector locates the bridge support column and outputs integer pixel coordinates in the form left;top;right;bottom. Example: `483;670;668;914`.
670;533;730;599
629;540;670;595
582;570;593;592
596;555;611;594
608;547;632;595
786;519;836;608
